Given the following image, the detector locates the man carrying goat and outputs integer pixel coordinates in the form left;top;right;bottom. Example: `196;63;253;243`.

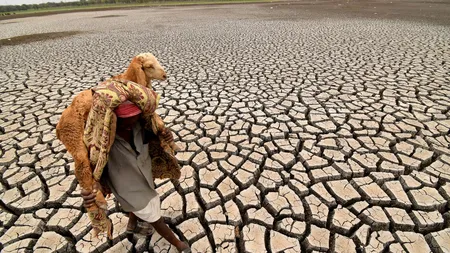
56;53;191;252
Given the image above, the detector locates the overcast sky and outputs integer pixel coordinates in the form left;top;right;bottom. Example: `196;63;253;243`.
0;0;74;5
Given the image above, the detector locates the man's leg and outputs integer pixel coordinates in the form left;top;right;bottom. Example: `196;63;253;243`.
150;217;189;252
127;212;138;233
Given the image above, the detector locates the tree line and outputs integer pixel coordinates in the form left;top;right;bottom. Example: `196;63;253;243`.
0;0;183;14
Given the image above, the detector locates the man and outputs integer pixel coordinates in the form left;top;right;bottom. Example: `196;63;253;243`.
81;101;191;253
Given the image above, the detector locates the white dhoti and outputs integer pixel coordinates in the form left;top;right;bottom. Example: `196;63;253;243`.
133;196;161;223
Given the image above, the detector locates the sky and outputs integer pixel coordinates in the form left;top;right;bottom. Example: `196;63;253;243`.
0;0;74;5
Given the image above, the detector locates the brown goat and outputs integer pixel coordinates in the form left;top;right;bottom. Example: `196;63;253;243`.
56;53;170;193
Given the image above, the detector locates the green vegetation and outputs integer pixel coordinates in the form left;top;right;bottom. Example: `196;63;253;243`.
0;0;272;15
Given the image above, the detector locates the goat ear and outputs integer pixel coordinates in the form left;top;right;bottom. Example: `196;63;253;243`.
131;57;147;86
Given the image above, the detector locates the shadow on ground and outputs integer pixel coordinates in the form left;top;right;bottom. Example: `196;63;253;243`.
0;31;82;46
93;14;126;18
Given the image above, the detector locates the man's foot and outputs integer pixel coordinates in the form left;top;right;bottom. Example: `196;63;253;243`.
176;242;191;253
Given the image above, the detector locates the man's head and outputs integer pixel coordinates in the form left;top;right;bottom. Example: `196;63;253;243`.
114;101;142;130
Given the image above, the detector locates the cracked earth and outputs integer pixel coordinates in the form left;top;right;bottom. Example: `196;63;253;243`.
0;1;449;252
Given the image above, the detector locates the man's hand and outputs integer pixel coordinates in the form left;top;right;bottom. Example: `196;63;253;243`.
81;182;102;208
162;128;174;143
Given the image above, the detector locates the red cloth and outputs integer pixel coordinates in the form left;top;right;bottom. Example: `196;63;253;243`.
114;101;142;118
